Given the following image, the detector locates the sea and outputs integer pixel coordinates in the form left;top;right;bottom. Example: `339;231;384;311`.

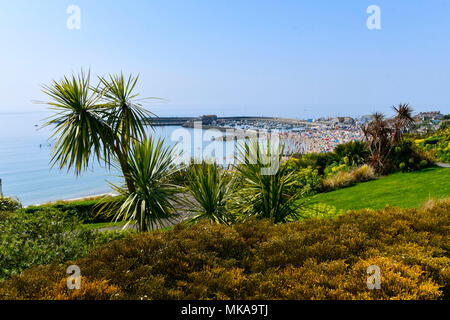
0;111;238;205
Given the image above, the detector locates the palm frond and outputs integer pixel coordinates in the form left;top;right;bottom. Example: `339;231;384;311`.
185;161;233;224
233;137;300;223
97;72;160;146
40;70;114;174
107;135;181;232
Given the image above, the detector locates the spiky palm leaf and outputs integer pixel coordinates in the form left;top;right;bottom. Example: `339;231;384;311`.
393;103;414;126
41;70;113;174
392;103;415;144
233;138;300;223
97;72;158;145
108;136;181;232
185;161;233;224
41;70;160;195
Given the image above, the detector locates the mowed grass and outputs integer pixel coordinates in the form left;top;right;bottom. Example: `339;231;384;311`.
309;166;450;211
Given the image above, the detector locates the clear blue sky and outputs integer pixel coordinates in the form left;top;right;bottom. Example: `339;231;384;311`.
0;0;449;118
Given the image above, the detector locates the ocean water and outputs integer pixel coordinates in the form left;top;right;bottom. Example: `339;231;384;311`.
0;112;236;205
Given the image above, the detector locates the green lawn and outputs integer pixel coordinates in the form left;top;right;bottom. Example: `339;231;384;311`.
308;166;450;212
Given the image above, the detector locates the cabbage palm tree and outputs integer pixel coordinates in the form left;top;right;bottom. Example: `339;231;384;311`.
41;70;157;194
185;161;233;224
363;104;415;173
392;103;414;145
107;136;181;232
233;138;301;223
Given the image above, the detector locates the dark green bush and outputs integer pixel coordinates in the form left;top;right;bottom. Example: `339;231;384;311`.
291;141;369;174
424;136;441;145
291;152;338;175
2;199;448;300
334;141;370;166
0;208;128;280
390;140;432;173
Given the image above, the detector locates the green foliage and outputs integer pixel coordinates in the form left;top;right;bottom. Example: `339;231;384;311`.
0;208;127;280
0;196;22;212
106;135;181;232
420;160;428;167
233;139;302;223
414;127;450;164
296;202;341;220
291;141;369;175
334;141;369;166
363;105;415;173
42;70;156;195
284;159;322;195
185;161;233;224
167;160;195;187
22;196;123;224
42;70;112;173
440;120;450;130
2;199;448;300
292;152;338;175
390;140;431;172
291;168;323;196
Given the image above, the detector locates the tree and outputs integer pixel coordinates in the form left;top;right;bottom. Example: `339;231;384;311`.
41;70;157;194
185;161;233;224
392;103;414;145
362;104;415;173
233;138;301;223
107;136;181;232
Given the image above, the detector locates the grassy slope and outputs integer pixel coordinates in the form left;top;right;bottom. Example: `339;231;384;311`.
309;166;450;211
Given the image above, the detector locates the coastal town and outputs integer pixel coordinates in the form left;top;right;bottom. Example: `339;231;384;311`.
160;111;448;154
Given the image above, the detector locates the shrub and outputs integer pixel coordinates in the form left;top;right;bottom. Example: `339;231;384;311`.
233;139;302;223
296;203;341;220
334;141;369;166
420;160;428;167
285;163;322;196
414;127;450;164
185;161;233;224
322;165;375;191
50;277;122;300
0;196;22;212
291;152;338;175
390;140;432;172
0;208;128;280
22;196;123;224
1;199;448;300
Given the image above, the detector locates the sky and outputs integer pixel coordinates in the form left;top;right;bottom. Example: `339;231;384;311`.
0;0;449;118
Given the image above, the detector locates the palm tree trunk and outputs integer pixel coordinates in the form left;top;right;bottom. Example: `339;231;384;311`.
113;144;136;194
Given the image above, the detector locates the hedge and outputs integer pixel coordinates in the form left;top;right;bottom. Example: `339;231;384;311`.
1;198;448;300
21;196;123;224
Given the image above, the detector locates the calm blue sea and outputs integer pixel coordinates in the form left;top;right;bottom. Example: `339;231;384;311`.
0;112;235;205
